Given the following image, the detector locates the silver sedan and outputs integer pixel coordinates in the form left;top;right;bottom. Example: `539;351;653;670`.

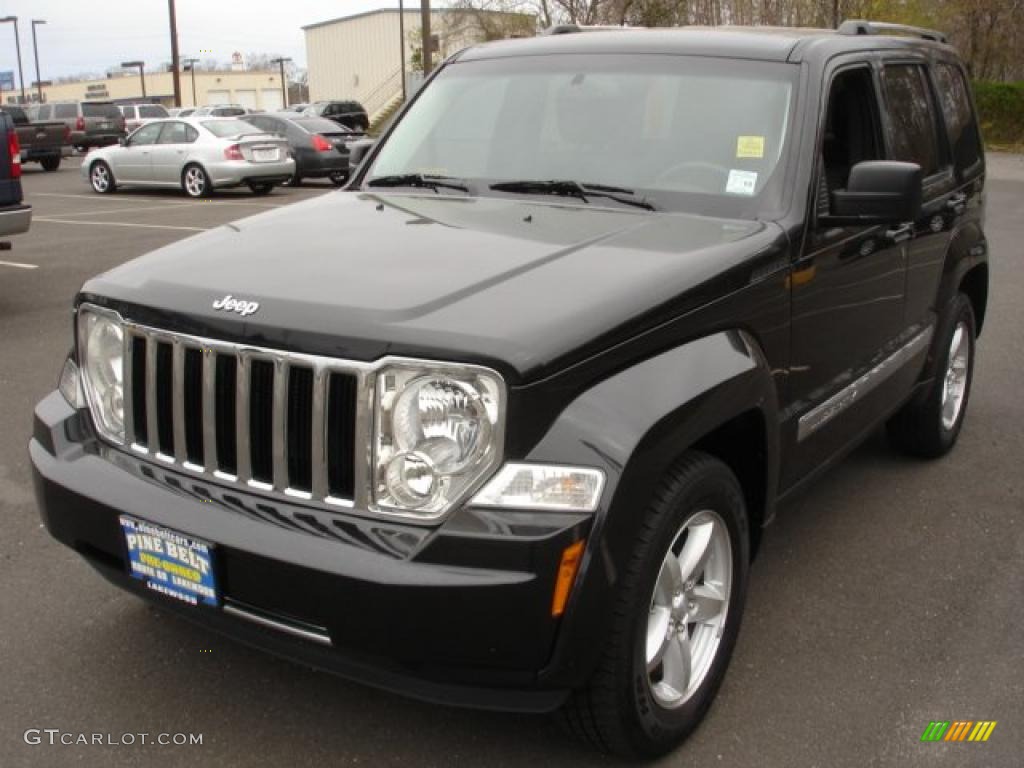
81;117;295;197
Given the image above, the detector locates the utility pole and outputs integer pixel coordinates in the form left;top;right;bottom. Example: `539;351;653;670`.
420;0;432;75
271;57;291;108
833;0;840;29
168;0;182;107
0;17;26;103
399;0;406;102
30;19;45;103
183;58;199;107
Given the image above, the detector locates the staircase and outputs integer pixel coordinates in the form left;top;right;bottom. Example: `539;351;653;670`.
368;93;404;136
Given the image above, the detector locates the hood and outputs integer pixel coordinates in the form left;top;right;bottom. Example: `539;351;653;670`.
81;191;784;380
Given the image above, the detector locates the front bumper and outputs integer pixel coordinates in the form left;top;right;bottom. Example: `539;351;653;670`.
30;391;591;712
0;203;31;237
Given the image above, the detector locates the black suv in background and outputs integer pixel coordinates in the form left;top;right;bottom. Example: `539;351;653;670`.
303;100;369;132
31;21;988;758
34;101;126;151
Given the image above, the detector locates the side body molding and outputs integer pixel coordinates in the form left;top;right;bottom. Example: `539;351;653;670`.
524;330;780;688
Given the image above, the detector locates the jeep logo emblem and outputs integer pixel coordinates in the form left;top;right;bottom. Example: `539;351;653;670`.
212;295;260;317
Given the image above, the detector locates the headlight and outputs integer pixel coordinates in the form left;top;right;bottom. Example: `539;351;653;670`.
373;363;505;519
78;308;125;443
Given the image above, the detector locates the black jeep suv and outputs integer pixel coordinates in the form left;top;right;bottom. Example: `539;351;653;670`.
31;21;988;758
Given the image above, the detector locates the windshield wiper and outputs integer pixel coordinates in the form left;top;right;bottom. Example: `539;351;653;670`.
367;173;470;194
489;180;656;211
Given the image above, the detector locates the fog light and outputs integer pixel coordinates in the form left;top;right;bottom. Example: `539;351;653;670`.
385;451;440;509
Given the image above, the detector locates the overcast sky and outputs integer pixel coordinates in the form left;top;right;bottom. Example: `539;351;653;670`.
0;0;429;84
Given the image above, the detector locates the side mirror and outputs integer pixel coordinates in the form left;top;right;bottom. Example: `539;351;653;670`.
118;137;128;147
347;138;376;169
828;161;922;224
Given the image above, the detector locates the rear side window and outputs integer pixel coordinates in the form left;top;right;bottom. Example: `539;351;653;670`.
83;103;122;119
931;63;983;176
55;104;77;119
881;64;943;177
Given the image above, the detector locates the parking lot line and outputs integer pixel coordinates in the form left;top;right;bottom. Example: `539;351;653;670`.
0;259;39;269
46;204;193;218
32;192;305;209
33;218;209;232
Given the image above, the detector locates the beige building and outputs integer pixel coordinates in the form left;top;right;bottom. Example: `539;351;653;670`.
26;69;287;110
303;8;534;121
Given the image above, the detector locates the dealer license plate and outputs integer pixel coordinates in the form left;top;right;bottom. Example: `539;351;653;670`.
252;148;279;162
120;516;218;607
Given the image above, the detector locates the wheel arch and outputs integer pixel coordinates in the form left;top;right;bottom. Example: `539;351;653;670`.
959;262;988;336
530;330;780;688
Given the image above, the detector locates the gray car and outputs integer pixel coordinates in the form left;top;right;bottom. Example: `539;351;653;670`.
82;117;294;197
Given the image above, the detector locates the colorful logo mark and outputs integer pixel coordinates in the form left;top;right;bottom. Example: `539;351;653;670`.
921;721;997;742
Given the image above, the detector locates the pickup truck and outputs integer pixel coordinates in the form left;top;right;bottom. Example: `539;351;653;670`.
0;106;66;172
0;111;31;237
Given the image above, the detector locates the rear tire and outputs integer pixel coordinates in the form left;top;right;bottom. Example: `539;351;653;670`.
887;293;976;458
287;172;302;187
181;163;211;198
41;156;61;172
89;161;116;194
248;182;275;196
560;451;750;758
329;172;348;187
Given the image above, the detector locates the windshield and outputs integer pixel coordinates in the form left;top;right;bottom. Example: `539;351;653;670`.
201;119;261;137
368;54;798;217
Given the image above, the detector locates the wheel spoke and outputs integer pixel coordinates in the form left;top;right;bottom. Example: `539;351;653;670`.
677;519;715;585
656;551;684;603
658;628;692;698
645;606;672;672
688;583;726;623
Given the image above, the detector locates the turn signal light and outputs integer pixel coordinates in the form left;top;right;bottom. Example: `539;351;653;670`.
311;134;333;152
223;144;244;161
551;540;586;617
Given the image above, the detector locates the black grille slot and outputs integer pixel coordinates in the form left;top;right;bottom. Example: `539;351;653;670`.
215;355;237;474
326;372;357;499
155;342;174;455
287;366;314;491
183;348;204;465
249;360;275;483
130;336;147;445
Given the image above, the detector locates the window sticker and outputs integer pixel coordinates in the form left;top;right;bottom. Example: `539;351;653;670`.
736;135;766;159
725;169;758;196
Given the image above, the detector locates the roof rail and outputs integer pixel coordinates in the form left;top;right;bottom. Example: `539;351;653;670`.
837;19;947;44
542;24;635;35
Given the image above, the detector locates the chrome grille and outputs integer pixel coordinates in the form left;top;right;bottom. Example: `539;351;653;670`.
123;326;362;508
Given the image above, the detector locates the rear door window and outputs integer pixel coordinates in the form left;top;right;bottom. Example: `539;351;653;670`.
881;64;944;177
157;121;198;144
931;62;983;177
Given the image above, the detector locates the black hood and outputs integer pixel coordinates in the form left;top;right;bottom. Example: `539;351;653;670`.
81;191;784;380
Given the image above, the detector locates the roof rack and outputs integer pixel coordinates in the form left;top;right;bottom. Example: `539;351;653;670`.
543;24;635;36
837;19;947;44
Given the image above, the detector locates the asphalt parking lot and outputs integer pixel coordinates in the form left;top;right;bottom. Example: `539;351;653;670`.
1;157;1021;768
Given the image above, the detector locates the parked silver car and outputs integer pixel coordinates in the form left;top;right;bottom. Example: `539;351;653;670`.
82;117;294;197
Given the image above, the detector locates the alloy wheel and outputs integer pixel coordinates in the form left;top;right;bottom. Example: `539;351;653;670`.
941;320;970;431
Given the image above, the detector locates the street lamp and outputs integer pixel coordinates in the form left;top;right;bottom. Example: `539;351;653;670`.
0;16;26;104
30;19;45;103
182;57;199;107
121;60;146;99
271;57;291;109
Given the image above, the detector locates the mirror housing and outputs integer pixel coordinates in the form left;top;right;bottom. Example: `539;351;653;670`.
118;137;128;147
828;161;923;224
348;138;376;170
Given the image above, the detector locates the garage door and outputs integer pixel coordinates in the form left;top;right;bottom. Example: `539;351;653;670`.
235;89;257;109
261;88;283;111
206;89;230;105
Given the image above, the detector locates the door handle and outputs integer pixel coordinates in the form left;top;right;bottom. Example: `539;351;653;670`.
946;192;967;215
885;223;914;244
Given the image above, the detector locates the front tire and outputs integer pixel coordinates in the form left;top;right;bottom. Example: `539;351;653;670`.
41;156;61;172
181;164;211;198
887;293;976;458
560;452;750;758
89;161;116;194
